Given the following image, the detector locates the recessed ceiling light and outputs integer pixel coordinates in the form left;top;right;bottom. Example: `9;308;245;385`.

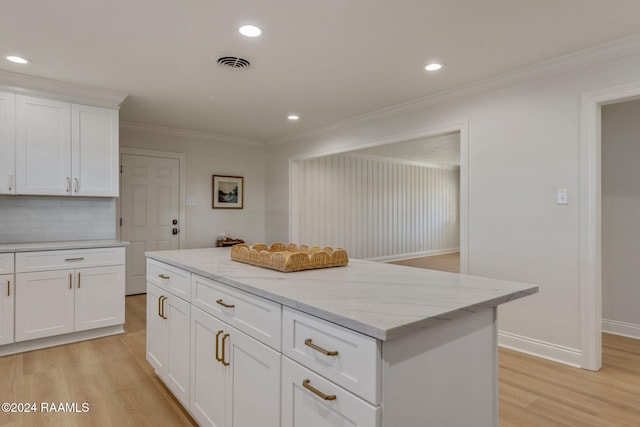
287;115;299;121
424;62;443;71
239;25;262;37
6;55;29;64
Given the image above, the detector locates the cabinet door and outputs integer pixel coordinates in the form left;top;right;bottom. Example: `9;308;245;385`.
16;95;71;195
165;293;191;408
74;265;125;331
282;357;380;427
15;269;75;341
0;92;15;195
190;306;227;427
227;325;281;427
71;104;119;196
147;283;168;374
0;274;14;345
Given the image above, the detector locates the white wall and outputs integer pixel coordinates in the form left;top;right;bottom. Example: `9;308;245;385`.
120;126;266;249
602;99;640;339
265;49;640;366
292;153;459;260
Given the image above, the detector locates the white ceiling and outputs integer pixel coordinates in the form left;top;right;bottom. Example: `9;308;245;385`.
2;0;640;142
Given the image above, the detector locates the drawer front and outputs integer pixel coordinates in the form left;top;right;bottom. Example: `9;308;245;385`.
147;259;191;301
282;357;380;427
0;253;14;274
283;307;380;404
191;274;281;350
16;247;124;273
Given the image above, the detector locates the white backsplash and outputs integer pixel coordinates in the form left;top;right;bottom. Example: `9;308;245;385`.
0;196;116;244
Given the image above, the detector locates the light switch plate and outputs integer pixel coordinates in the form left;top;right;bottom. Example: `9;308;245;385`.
556;188;568;205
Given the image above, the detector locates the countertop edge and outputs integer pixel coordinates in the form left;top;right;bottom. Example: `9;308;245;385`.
0;240;129;253
146;252;539;341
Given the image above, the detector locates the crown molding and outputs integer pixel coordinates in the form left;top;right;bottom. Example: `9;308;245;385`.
0;70;128;108
120;121;264;147
267;34;640;146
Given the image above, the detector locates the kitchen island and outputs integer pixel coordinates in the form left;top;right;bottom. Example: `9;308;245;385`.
146;247;537;427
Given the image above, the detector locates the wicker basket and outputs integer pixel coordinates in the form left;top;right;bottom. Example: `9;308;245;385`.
230;242;349;272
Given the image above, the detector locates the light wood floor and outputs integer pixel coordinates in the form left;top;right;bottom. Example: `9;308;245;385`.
388;252;460;273
2;295;640;426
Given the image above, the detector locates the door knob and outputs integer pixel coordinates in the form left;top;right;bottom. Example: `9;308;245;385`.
172;228;180;235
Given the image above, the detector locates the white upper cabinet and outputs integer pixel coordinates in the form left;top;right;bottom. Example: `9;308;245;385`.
15;95;119;197
0;92;16;194
72;104;119;196
16;95;71;195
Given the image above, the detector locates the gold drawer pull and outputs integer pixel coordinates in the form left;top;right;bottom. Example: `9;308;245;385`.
215;330;224;362
302;379;336;401
221;333;230;366
7;280;10;297
304;339;339;356
158;274;170;279
216;299;235;309
159;296;168;319
65;257;84;261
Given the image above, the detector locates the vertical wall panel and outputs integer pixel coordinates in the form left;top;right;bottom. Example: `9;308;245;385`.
293;153;460;259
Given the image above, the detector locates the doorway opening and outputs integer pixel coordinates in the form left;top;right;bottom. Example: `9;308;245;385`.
290;122;468;274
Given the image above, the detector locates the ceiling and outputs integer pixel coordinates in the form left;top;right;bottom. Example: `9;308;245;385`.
2;1;640;142
353;132;460;167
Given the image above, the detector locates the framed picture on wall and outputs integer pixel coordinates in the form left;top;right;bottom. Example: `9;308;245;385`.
212;175;244;209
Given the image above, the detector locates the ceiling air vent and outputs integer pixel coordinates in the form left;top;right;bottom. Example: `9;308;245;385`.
216;56;251;70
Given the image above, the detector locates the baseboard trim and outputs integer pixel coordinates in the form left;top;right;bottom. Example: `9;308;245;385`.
368;248;460;263
602;319;640;340
0;325;125;356
498;330;583;368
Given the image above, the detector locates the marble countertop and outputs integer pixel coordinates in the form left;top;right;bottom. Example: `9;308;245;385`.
147;247;538;341
0;240;128;253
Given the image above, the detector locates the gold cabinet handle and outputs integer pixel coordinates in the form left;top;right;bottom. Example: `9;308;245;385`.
304;339;339;356
302;379;336;401
7;280;10;297
158;295;163;318
215;330;224;362
158;274;170;279
77;272;81;288
66;177;70;192
216;299;235;309
65;257;84;261
221;333;230;366
74;177;79;193
160;296;168;319
69;273;73;289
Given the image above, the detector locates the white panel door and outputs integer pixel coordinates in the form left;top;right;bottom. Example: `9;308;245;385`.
0;274;14;345
15;95;71;195
71;104;119;196
0;92;16;194
121;154;180;295
74;265;125;331
190;306;227;427
228;325;281;427
15;269;75;341
146;283;168;374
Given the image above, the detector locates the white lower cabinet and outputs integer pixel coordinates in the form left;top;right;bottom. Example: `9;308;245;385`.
190;306;281;427
15;265;124;341
282;357;380;427
0;273;14;345
147;282;191;408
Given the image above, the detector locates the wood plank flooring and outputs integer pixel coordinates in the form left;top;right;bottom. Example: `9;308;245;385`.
1;293;639;426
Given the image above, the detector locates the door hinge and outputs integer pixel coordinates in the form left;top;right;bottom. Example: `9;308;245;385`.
120;218;123;226
120;165;123;174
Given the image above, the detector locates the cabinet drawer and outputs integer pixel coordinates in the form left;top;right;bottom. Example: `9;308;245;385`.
147;260;191;301
282;357;380;427
0;253;14;274
191;274;281;350
283;307;380;404
16;247;124;273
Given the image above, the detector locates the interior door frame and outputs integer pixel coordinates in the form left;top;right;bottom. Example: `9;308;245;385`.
117;147;186;249
581;81;640;371
289;120;469;274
